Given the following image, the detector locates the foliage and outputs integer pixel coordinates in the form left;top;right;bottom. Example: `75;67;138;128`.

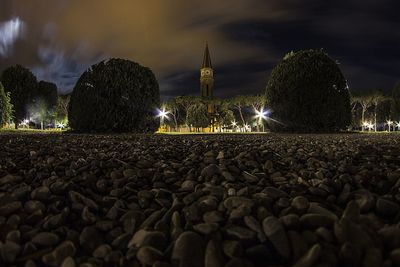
56;95;70;123
187;102;210;129
229;95;249;126
175;95;202;126
68;58;160;132
266;49;351;132
28;98;49;129
0;82;13;127
36;81;58;109
219;109;235;126
163;98;183;130
1;65;37;128
391;81;400;120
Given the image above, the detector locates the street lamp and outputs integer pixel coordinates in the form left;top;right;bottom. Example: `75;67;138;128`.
255;107;269;132
387;120;393;132
157;107;170;127
367;123;374;131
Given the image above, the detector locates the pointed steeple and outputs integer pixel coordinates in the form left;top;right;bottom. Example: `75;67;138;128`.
202;42;212;69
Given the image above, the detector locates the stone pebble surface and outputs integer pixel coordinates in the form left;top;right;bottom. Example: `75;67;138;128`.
0;133;399;267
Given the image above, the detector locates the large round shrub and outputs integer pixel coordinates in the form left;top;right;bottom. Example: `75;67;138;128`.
266;50;351;132
68;58;160;132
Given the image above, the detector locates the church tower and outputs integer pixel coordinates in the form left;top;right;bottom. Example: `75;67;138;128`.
200;43;214;97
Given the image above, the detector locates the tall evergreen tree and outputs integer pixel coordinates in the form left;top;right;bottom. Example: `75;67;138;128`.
1;65;37;129
0;82;13;128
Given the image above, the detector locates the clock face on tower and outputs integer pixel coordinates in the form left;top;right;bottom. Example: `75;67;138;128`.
202;69;212;76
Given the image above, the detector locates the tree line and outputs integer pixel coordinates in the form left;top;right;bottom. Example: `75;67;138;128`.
0;65;70;129
162;87;400;132
1;60;400;132
161;95;267;132
351;84;400;131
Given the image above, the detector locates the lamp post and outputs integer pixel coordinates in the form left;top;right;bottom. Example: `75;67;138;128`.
157;108;169;131
255;107;269;132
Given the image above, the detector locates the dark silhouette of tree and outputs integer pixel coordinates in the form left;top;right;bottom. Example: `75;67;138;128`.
68;58;160;132
266;49;351;132
56;94;70;124
391;81;400;120
1;65;37;129
0;82;13;127
187;102;210;131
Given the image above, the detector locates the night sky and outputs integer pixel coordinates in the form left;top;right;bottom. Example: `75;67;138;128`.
1;0;399;100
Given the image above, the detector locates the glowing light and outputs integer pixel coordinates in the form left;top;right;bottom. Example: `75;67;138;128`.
156;107;170;126
20;119;29;126
367;123;374;131
396;121;400;129
362;121;369;127
387;120;393;132
157;108;169;119
255;107;269;121
57;122;65;129
0;17;25;57
231;120;237;127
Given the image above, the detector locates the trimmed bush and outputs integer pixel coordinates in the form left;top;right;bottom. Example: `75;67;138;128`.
68;58;160;132
266;49;351;132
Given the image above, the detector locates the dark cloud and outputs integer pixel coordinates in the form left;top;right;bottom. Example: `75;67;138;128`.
0;0;399;97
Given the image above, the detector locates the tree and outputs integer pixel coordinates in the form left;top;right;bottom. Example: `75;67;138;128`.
175;95;201;128
246;95;266;131
28;98;48;130
0;82;13;128
229;95;248;126
36;81;58;109
1;65;37;129
29;81;58;129
351;92;374;131
369;90;387;131
219;109;235;130
187;102;210;131
68;58;160;132
55;95;70;126
164;98;181;131
265;49;351;132
391;81;400;121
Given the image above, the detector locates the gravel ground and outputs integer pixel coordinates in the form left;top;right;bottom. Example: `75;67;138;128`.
0;133;400;267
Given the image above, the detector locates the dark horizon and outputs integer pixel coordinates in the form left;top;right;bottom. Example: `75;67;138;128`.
1;0;399;99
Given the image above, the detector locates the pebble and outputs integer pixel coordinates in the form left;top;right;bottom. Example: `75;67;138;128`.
262;216;291;259
42;241;76;266
31;232;60;246
0;201;22;216
376;198;400;217
137;246;164;265
172;231;205;267
292;244;321;267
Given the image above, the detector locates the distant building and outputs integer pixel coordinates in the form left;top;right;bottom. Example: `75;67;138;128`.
200;43;214;98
